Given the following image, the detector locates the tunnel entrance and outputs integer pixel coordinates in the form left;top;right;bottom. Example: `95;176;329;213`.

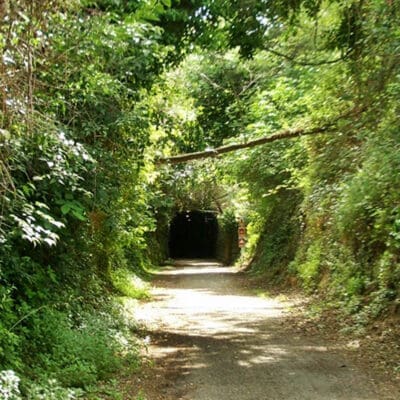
169;211;218;259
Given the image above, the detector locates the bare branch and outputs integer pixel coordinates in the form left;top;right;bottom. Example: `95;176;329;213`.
264;46;353;66
157;126;330;165
157;107;366;165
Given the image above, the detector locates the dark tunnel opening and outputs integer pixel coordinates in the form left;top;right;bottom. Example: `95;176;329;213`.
169;211;218;259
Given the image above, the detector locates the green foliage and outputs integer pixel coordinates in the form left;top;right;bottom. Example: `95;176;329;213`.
145;0;400;326
1;0;400;395
1;127;93;246
0;370;21;400
21;308;126;388
296;240;322;290
110;268;151;300
26;379;82;400
0;0;172;395
182;51;255;147
0;286;20;370
216;208;239;264
217;208;237;232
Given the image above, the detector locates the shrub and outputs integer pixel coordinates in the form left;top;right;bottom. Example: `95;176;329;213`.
0;370;21;400
27;379;81;400
21;306;138;389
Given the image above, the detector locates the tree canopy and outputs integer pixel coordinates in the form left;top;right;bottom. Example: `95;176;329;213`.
1;0;400;397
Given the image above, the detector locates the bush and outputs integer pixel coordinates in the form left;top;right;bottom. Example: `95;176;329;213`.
297;240;322;291
27;379;81;400
0;370;21;400
109;268;150;300
20;306;139;389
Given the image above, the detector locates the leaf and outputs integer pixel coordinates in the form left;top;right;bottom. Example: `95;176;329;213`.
50;220;65;229
35;201;50;210
71;209;87;221
161;0;171;7
43;238;56;246
61;204;71;215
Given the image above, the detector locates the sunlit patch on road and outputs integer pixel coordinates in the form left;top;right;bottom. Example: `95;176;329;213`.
133;260;392;400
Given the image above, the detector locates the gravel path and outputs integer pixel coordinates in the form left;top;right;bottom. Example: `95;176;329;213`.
134;260;396;400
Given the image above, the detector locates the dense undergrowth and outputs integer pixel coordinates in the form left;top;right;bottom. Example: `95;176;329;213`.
0;0;169;397
1;0;400;397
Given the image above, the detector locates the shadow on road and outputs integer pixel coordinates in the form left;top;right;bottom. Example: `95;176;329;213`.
134;259;394;400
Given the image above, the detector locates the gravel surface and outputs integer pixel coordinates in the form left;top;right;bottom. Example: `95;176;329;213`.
133;260;398;400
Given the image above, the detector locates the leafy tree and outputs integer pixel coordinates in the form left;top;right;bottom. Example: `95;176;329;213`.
1;0;400;395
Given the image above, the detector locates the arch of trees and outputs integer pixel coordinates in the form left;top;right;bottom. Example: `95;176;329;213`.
1;0;399;396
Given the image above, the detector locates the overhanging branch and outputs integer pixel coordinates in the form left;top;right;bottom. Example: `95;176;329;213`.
263;46;353;66
157;107;366;165
157;124;331;165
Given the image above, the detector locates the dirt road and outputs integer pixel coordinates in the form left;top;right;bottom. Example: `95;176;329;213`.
133;260;397;400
